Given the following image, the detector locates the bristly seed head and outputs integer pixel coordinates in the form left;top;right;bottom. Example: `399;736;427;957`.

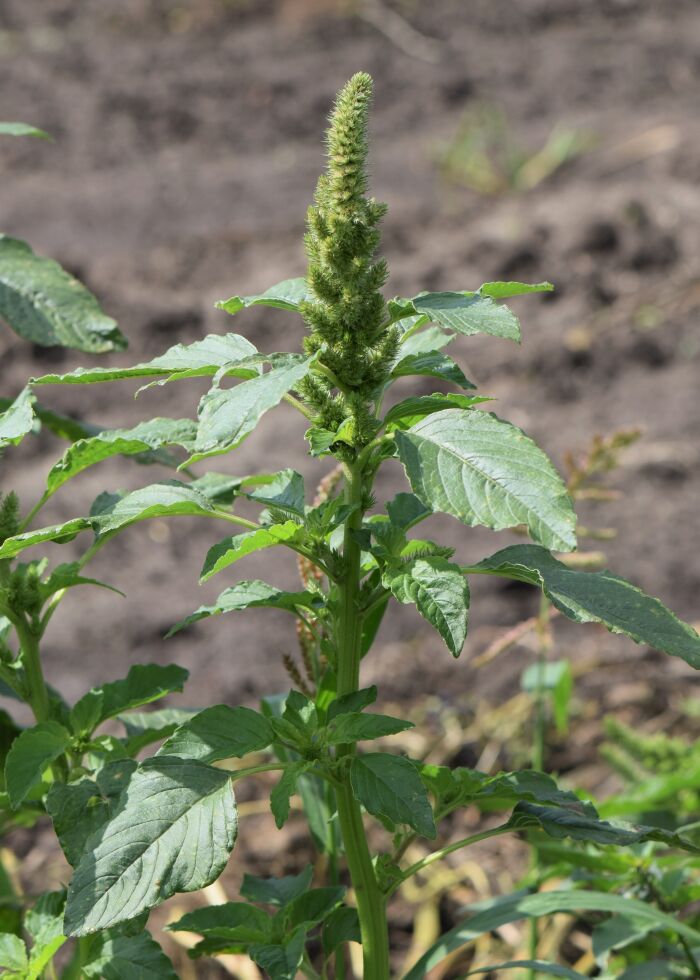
298;73;398;455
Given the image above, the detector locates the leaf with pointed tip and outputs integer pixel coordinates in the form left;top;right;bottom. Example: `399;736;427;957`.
167;903;272;944
384;394;491;432
0;235;126;352
386;493;431;531
322;906;361;956
5;721;71;807
403;889;700;980
64;756;238;935
271;762;310;829
83;929;178;980
217;277;313;315
383;557;470;657
200;522;305;582
350;753;435;838
243;469;306;516
241;865;314;907
0;121;51;139
158;705;273;763
39;562;123;602
467;544;700;669
31;332;257;386
183;355;314;466
90;481;215;537
70;664;188;735
390;351;475;390
389;292;521;342
249;929;306;980
397;327;455;356
45;419;197;496
478;281;554;299
167;581;322;638
118;708;198;755
396;410;576;552
24;892;67;980
0;387;36;447
0;519;90;559
285;887;345;930
326;712;413;744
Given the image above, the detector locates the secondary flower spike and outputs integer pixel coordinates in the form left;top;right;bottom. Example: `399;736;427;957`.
298;72;399;452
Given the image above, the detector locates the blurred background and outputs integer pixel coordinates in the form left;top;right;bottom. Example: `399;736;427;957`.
2;0;700;973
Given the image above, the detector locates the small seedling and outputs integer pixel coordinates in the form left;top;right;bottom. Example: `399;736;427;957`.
1;77;700;979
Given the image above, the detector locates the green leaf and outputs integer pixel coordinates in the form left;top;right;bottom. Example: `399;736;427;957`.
0;518;90;559
90;481;215;536
216;277;313;315
0;121;51;139
389;291;522;342
25;891;67;980
326;712;413;744
478;281;554;299
45;418;197;496
64;756;238;935
70;663;189;734
403;889;700;980
240;865;313;907
322;906;361;956
350;753;435;838
390;351;476;390
327;686;378;721
31;332;257;386
82;929;178;979
167;903;271;944
5;721;71;807
468;545;700;669
158;705;273;763
249;929;306;980
200;521;304;582
243;469;306;517
0;235;126;352
0;387;36;448
285;887;345;930
0;933;28;973
118;708;198;755
398;326;455;356
509;801;700;852
183;355;314;466
47;777;115;867
521;659;572;734
166;581;322;637
383;557;470;657
420;766;586;817
385;493;431;531
396;410;576;552
460;962;586;979
383;394;490;431
270;762;310;829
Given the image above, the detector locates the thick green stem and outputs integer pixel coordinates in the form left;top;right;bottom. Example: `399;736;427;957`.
335;462;390;980
15;618;50;723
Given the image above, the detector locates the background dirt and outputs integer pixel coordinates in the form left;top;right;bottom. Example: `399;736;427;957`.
1;0;700;973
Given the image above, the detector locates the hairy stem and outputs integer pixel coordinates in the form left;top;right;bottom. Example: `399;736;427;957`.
335;461;390;980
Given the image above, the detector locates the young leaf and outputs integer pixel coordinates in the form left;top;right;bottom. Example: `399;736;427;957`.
284;887;345;930
243;469;306;517
389;291;522;342
167;903;272;944
521;659;572;734
70;663;189;734
322;906;361;956
90;482;215;536
240;865;314;907
0;934;28;974
390;351;476;390
5;721;71;808
396;410;576;552
398;326;455;356
217;277;313;315
31;332;257;386
0;121;51;139
45;418;197;496
383;393;491;431
200;522;304;582
468;545;700;669
270;762;310;829
478;281;554;299
383;557;469;657
158;705;274;763
183;355;314;466
0;235;126;352
0;387;36;448
350;753;436;838
82;929;178;980
24;891;67;980
327;686;378;721
326;712;413;744
249;928;306;980
64;756;238;935
166;581;322;637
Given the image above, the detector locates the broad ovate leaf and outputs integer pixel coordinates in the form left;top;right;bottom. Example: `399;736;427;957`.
396;410;576;552
82;929;178;980
383;557;469;656
468;545;700;669
64;756;238;935
0;235;126;352
389;291;521;342
158;705;274;763
200;522;305;582
167;581;322;637
217;277;314;315
90;481;215;536
5;721;71;807
390;351;475;390
350;753;435;838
